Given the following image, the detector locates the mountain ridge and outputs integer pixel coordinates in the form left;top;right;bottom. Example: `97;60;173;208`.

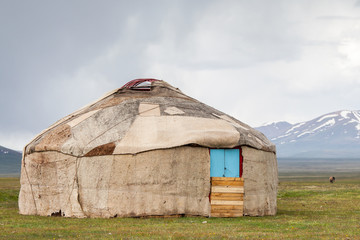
255;110;360;158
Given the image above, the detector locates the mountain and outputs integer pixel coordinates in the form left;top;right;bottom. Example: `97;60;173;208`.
0;145;22;175
256;121;293;140
256;110;360;158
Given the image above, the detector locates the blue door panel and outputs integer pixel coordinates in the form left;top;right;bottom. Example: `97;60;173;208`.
210;149;225;177
210;149;240;177
224;149;240;177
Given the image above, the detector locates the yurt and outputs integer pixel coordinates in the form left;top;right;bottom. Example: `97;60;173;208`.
19;79;277;218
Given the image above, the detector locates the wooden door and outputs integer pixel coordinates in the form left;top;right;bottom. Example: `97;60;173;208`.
210;177;244;217
210;149;243;217
210;149;240;177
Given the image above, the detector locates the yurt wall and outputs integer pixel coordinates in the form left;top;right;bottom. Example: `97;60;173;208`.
242;146;278;216
19;146;211;218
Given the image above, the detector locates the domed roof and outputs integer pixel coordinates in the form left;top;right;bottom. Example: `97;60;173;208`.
25;79;275;157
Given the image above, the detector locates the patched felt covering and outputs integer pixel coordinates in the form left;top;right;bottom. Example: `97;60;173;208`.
24;80;275;157
19;146;211;217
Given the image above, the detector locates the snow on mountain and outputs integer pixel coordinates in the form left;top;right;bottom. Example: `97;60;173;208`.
256;110;360;158
256;121;293;140
0;149;9;154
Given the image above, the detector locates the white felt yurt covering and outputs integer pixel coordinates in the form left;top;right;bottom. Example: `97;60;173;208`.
19;79;277;218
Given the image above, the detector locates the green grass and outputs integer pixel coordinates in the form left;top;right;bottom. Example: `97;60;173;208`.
1;177;360;239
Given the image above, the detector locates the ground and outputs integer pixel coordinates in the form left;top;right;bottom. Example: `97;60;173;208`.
0;175;360;239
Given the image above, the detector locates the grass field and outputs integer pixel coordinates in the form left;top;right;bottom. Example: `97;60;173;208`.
1;177;360;239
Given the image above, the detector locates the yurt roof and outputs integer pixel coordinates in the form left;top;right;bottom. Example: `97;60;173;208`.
25;79;276;157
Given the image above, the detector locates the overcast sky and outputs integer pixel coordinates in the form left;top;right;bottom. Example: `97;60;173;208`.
1;0;360;150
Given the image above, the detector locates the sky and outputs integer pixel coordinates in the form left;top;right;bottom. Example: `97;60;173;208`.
1;0;360;150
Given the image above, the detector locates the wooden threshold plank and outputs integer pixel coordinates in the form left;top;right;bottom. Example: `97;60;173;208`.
211;177;243;181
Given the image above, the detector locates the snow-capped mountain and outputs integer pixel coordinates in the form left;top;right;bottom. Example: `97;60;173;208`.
0;145;22;174
256;110;360;158
256;121;293;140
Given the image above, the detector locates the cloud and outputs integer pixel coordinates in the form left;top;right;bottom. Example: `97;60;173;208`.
0;131;34;151
1;0;360;149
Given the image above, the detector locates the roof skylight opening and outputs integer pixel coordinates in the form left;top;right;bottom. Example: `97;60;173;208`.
121;78;160;91
132;81;151;90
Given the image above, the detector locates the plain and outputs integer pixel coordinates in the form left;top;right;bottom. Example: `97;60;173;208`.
1;170;360;239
